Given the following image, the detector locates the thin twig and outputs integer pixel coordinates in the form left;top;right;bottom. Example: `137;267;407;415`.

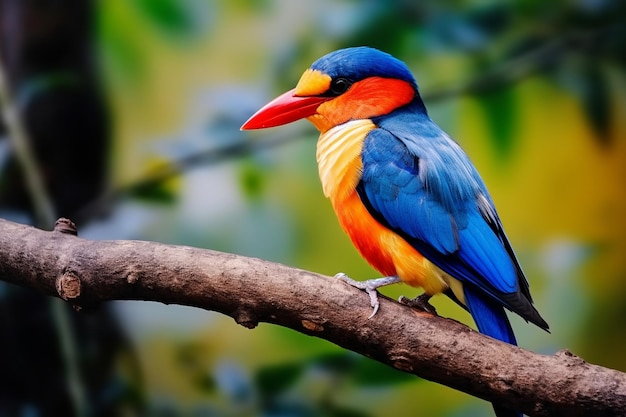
74;129;301;222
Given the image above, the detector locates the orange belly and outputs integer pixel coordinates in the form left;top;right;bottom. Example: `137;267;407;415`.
331;190;449;295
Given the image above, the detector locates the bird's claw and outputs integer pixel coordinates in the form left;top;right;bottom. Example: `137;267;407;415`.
335;273;381;318
335;273;400;318
399;293;438;315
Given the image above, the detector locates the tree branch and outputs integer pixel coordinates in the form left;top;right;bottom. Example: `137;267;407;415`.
0;217;624;416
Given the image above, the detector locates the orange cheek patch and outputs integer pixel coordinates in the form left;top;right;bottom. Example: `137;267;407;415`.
318;78;415;126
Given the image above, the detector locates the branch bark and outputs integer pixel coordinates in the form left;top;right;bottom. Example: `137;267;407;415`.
0;218;624;416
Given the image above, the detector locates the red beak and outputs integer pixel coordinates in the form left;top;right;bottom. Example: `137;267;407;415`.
241;88;331;130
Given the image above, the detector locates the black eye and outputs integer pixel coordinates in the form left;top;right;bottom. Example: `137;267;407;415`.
328;77;353;96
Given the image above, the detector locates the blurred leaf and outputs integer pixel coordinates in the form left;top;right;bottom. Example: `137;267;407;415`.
176;341;208;370
193;373;217;393
98;6;146;84
128;157;180;204
175;342;217;393
131;0;210;38
255;362;304;398
130;181;177;204
577;64;611;144
133;0;191;35
349;356;416;388
476;87;518;159
341;4;425;57
313;352;357;373
467;4;510;38
555;58;613;145
313;352;416;388
238;159;267;201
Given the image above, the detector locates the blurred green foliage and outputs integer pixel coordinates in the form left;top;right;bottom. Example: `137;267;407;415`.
1;0;625;416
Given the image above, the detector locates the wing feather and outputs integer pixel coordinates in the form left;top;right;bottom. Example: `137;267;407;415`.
357;123;547;330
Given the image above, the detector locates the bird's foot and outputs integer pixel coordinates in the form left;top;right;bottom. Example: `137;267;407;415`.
335;273;401;319
399;293;438;315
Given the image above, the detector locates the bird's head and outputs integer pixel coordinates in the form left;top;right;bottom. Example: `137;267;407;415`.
241;47;420;133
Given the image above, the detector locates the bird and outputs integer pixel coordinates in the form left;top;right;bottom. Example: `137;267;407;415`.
241;46;548;417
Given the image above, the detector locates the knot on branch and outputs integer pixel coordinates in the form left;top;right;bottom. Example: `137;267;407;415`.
556;349;586;366
54;218;77;236
234;308;259;329
301;319;325;332
56;270;82;300
126;268;140;284
390;350;415;372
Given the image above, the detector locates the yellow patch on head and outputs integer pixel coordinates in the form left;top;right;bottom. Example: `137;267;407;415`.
295;69;331;96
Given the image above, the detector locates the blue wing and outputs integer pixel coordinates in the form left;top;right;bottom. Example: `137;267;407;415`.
358;111;548;336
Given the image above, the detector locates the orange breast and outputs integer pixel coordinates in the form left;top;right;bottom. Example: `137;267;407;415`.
332;191;398;276
333;190;448;295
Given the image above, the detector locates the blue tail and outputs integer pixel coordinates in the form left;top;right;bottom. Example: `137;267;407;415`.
464;285;522;417
464;284;516;345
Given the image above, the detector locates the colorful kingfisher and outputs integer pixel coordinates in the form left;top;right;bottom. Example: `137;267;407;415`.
242;47;548;416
